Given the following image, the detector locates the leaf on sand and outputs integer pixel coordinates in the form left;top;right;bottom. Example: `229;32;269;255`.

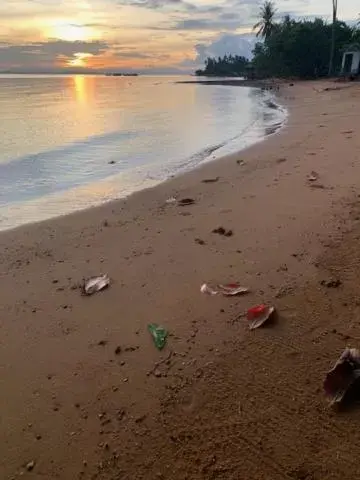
217;283;249;296
201;283;249;296
202;177;220;184
307;171;319;182
82;274;110;296
148;323;168;350
178;198;195;206
247;304;275;330
324;348;360;406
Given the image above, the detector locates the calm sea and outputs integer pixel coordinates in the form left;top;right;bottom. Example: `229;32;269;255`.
0;74;286;230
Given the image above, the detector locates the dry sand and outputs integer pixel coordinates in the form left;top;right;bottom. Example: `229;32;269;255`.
1;81;360;480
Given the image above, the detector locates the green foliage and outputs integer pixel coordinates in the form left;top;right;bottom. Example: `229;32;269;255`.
253;1;277;39
252;18;357;79
195;55;250;77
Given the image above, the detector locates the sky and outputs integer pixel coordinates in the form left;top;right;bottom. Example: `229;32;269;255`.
0;0;359;73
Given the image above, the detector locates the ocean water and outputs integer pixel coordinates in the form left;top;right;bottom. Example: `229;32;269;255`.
0;74;286;231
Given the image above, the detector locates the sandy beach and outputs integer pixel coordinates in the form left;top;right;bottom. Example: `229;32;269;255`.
1;80;360;480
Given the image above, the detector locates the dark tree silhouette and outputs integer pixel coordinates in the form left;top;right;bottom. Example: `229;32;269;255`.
253;1;277;39
328;0;338;76
195;55;249;77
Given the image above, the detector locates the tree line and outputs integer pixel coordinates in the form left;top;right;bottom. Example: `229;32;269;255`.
195;55;249;77
195;1;360;79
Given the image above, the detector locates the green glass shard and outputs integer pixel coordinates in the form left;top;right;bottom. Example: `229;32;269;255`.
148;323;168;350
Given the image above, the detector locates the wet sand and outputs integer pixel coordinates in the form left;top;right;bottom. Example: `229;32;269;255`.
1;81;360;479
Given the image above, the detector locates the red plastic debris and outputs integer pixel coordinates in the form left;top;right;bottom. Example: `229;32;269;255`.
247;304;275;330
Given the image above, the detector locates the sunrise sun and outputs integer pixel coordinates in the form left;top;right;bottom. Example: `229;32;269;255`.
51;22;93;42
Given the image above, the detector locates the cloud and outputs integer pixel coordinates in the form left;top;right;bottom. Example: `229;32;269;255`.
1;0;359;73
174;18;242;31
117;0;197;11
182;32;257;68
0;40;109;70
112;48;153;59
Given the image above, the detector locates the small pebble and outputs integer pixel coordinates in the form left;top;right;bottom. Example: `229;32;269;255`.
26;461;35;471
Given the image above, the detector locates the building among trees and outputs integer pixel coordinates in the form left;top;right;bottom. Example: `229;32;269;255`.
341;44;360;76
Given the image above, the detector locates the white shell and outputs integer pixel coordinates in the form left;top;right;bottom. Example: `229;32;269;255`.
83;274;110;295
217;284;249;296
200;283;218;295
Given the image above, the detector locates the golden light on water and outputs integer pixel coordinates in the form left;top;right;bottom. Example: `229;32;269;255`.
72;75;95;105
73;75;86;103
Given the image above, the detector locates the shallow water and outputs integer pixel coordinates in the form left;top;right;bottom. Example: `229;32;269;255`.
0;74;286;230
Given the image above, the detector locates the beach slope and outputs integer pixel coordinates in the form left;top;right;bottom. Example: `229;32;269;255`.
1;81;360;479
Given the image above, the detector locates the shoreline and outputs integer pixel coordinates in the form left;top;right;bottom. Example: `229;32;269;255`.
177;78;280;89
0;85;287;233
1;80;360;479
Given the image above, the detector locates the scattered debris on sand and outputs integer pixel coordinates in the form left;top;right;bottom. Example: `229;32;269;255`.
307;171;320;182
218;283;249;296
202;177;220;184
320;278;342;288
195;238;206;245
200;283;218;296
26;460;35;472
82;274;110;296
178;198;195;206
201;283;249;296
212;227;233;237
324;348;360;406
247;305;275;330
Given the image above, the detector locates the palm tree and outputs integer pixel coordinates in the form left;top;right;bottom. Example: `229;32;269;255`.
253;1;277;40
328;0;338;76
